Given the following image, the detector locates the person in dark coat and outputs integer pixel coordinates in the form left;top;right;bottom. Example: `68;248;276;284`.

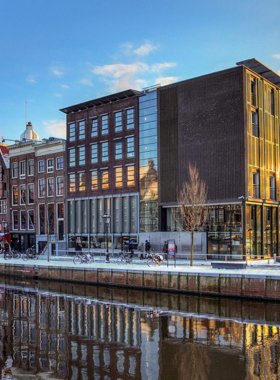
144;240;151;259
129;240;134;258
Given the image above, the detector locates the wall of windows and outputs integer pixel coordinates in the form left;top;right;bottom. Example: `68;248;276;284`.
139;90;158;232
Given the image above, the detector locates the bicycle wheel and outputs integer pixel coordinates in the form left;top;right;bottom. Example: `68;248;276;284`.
117;255;123;265
73;256;82;265
22;253;28;261
147;258;156;267
4;252;12;260
12;250;20;259
88;255;94;264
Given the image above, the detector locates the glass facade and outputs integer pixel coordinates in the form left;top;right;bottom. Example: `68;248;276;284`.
139;90;158;232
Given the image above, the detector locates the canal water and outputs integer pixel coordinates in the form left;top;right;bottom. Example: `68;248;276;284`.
0;278;280;379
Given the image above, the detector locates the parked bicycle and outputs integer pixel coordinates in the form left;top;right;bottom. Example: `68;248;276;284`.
22;246;38;261
117;251;134;265
147;252;165;267
3;249;20;260
73;252;93;265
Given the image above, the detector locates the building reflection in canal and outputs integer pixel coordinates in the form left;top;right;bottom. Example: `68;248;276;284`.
0;280;280;379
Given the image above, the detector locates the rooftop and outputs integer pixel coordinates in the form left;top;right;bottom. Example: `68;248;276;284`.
237;58;280;87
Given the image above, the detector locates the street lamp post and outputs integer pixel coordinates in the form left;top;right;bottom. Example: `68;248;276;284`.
102;214;111;263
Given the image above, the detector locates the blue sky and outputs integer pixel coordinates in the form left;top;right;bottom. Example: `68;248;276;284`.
1;0;280;141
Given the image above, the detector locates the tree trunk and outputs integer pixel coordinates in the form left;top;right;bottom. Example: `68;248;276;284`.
191;230;194;266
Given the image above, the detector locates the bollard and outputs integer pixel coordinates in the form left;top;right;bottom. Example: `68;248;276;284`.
274;254;276;264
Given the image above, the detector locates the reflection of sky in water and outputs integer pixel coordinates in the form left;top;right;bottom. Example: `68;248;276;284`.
0;282;280;379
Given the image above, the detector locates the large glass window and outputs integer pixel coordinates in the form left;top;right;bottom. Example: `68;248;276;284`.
91;170;98;190
28;184;34;204
79;146;85;165
12;162;18;178
48;204;54;234
253;171;260;198
115;167;123;187
0;200;7;214
47;159;54;173
38;160;45;173
13;211;18;230
69;174;75;192
101;115;108;135
13;186;18;205
47;178;54;197
127;136;135;158
79;120;85;140
127;166;135;186
56;157;64;170
20;210;26;230
20;184;26;205
79;172;85;191
126;108;134;130
38;179;45;198
101;142;109;162
102;171;109;189
28;210;34;230
69;123;75;142
28;160;34;176
69;148;76;167
114;141;123;160
114;111;122;132
91;118;98;137
114;197;119;232
57;177;64;196
252;111;259;137
20;161;26;179
270;175;276;200
91;144;98;164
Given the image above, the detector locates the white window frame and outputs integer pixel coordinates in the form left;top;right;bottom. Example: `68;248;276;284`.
57;203;64;241
12;210;19;230
38;179;45;198
20;210;27;231
12;185;18;206
12;162;18;179
56;156;64;170
47;158;54;173
20;184;26;205
47;177;55;197
28;183;35;205
28;210;35;230
28;159;34;176
20;161;26;179
69;148;76;167
38;160;45;173
38;204;45;235
0;200;7;214
56;176;64;196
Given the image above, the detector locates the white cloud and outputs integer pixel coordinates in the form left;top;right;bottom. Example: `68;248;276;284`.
134;43;157;56
80;78;94;86
26;76;37;84
50;68;64;76
156;76;179;86
273;54;280;59
61;84;70;89
54;93;62;97
151;62;177;72
92;62;149;78
42;120;66;139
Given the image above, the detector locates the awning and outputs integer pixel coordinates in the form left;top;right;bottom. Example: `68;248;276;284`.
0;234;11;245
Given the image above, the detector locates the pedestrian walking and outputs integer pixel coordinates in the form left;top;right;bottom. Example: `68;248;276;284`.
143;240;151;259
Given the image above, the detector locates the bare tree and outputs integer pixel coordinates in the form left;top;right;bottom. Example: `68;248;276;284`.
174;163;208;266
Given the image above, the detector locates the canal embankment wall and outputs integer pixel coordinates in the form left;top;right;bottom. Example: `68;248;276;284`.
1;262;280;301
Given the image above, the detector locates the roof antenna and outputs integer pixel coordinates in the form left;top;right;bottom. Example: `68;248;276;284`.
25;102;27;126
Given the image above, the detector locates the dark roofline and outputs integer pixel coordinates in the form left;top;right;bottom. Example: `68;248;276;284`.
236;58;280;87
60;89;143;114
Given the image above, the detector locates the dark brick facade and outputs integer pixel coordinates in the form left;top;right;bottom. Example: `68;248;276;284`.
158;66;245;205
64;95;140;199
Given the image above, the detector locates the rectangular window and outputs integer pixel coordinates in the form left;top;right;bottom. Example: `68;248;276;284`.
28;183;34;204
91;118;98;137
126;108;134;130
28;160;34;176
28;210;34;230
127;166;135;186
114;141;123;160
20;161;26;179
253;171;260;198
79;146;86;165
127;136;135;158
0;200;7;214
38;160;45;173
101;141;109;162
13;211;18;230
20;210;26;230
56;156;64;170
69;148;76;167
252;111;259;137
91;144;98;164
102;171;109;189
251;78;256;106
12;162;18;178
101;115;108;135
79;172;85;191
114;111;122;132
115;167;123;187
20;184;26;205
48;178;55;196
91;170;98;190
79;120;85;140
270;175;276;200
57;177;64;196
13;186;18;205
69;174;76;192
38;179;45;198
47;159;54;173
39;205;45;234
57;203;64;218
271;89;274;115
48;204;54;234
69;123;75;142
